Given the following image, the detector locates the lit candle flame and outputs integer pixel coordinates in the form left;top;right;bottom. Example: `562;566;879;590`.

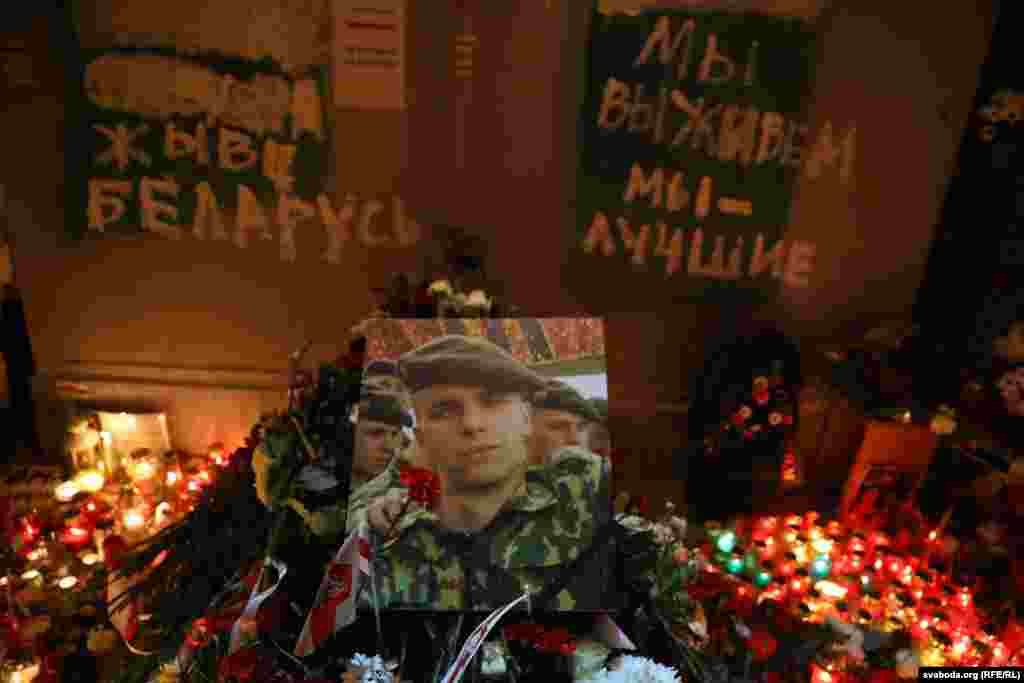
123;509;146;530
811;538;833;554
81;553;100;566
76;470;106;493
21;569;40;580
54;481;80;502
167;470;179;485
9;662;40;683
58;576;78;590
815;581;848;600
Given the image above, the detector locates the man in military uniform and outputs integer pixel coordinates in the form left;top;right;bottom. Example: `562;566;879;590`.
586;398;611;457
350;393;413;492
349;335;612;611
527;381;600;466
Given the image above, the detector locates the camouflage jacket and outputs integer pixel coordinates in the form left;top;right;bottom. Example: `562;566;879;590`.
352;447;613;611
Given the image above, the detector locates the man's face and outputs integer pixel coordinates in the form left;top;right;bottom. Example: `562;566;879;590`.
531;409;586;463
353;419;401;479
413;385;530;493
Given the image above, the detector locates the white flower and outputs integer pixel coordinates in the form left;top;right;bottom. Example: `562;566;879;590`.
735;622;752;639
615;513;652;533
580;655;681;683
345;654;394;683
429;280;453;296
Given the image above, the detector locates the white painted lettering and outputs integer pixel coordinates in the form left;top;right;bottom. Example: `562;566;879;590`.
218;128;258;172
598;78;631;130
87;179;132;232
698;34;737;85
164;121;209;164
805;123;856;184
276;194;316;263
139;177;182;240
320;194;356;264
634;16;697;81
749;235;787;278
616;217;649;266
583;211;616;256
234;184;271;249
718;105;759;165
783;240;815;288
623;165;664;208
755;112;786;164
262;139;297;194
654;222;684;276
357;199;386;247
192;181;228;241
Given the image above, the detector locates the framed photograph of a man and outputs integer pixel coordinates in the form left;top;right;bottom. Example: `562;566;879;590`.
347;318;615;612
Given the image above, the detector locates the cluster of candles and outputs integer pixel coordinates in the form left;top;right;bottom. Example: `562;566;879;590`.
7;445;229;605
703;512;1021;670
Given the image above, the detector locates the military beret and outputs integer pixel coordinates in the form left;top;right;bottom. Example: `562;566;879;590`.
364;359;400;378
398;335;548;395
358;394;413;429
532;381;600;421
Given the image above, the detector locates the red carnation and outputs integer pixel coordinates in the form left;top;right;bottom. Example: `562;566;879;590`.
400;465;441;510
185;618;212;649
731;413;747;426
536;627;574;654
754;390;771;405
782;415;794;425
748;630;777;661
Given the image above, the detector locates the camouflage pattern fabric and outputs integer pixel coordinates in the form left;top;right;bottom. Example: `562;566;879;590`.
352;447;612;611
347;453;410;521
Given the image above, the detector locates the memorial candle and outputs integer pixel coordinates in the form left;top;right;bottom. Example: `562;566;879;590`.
60;524;92;551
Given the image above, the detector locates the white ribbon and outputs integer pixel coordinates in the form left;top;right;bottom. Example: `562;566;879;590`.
228;557;288;654
439;593;529;683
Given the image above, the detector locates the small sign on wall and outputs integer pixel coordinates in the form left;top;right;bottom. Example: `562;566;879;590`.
334;0;406;110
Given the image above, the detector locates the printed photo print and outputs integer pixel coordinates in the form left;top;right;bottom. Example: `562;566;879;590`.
346;318;616;612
